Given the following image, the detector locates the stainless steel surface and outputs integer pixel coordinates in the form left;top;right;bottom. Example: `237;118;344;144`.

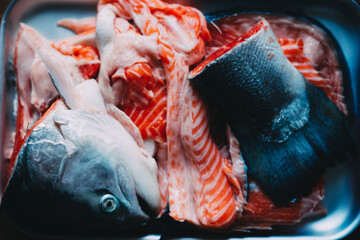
0;0;360;239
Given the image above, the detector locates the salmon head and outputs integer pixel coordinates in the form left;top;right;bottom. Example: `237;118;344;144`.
1;100;160;233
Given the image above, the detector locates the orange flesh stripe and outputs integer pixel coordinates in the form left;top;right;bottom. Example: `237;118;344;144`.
120;60;167;142
51;32;100;80
278;38;336;101
124;81;167;142
235;178;325;227
9;95;25;177
125;62;157;107
25;100;61;140
191;20;264;76
8;100;61;178
180;82;238;227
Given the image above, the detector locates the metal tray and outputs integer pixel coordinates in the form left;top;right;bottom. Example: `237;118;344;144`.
1;0;360;239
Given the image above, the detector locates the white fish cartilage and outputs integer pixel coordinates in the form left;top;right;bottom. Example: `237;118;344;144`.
95;5;164;106
14;24;59;143
37;45;88;111
57;17;96;34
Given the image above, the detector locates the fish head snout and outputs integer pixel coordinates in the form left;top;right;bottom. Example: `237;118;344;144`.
115;161;159;219
56;144;151;225
1;129;149;232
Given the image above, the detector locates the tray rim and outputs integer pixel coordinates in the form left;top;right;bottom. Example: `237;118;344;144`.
1;0;360;239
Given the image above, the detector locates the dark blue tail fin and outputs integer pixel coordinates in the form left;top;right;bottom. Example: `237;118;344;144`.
236;82;356;205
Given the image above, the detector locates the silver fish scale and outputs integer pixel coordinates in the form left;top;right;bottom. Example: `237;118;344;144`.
230;23;310;142
193;21;310;143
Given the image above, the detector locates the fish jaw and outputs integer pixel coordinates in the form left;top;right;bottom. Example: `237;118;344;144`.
1;105;161;230
189;18;310;143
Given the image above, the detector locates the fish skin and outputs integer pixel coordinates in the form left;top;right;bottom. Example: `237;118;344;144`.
190;19;310;143
205;14;345;227
1;100;158;231
205;13;349;115
38;42;161;213
189;19;356;205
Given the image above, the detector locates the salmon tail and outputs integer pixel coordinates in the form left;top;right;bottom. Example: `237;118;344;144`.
304;81;357;165
239;82;356;205
190;18;356;205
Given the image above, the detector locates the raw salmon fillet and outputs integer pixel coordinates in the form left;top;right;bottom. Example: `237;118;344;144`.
233;178;326;230
98;0;245;227
180;81;245;226
95;6;167;142
123;63;167;142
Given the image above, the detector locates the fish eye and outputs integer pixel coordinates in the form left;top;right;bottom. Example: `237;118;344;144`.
100;194;119;213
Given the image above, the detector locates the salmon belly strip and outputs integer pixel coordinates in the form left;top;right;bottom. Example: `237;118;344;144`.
181;81;242;227
99;0;243;227
123;64;167;143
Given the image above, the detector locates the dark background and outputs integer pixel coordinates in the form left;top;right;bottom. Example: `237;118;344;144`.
1;0;360;239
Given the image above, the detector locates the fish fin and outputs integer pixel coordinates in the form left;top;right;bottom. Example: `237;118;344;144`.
304;81;356;163
238;82;356;205
37;45;87;110
38;45;108;113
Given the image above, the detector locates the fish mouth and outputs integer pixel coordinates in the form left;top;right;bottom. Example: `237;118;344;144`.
137;193;157;218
